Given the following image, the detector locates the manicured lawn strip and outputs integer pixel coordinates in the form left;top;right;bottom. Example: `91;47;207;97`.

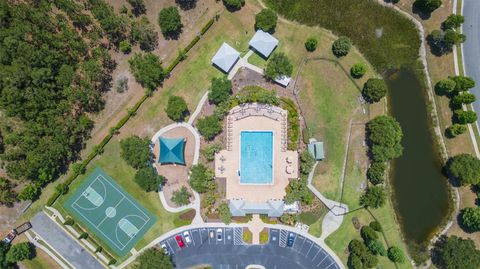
247;52;267;68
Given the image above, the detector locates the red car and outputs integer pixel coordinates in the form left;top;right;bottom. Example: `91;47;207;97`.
175;235;185;248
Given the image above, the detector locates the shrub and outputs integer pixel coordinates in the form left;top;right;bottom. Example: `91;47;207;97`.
189;164;215;193
196;115;222;140
119;40;132;54
108;259;117;265
265;52;293;80
387;246;406;263
134;167;165;192
360;186;386;208
120;136;151;169
305;37;318;52
158;7;182;38
208;77;232;105
165;95;189;122
222;0;244;11
128;52;165;91
351;63;367;78
447;124;467;138
366;115;403;162
367;162;386;185
360;225;378;242
115;75;129;93
299;150;316;175
454;110;477;124
460;207;480;232
332;36;351;57
55;183;69;195
63;218;74;226
284;178;314;205
362;78;387;103
202;143;222;162
442;14;465;30
255;9;277;33
231;86;279;106
369;220;383;232
18;184;40;201
95;246;103;253
447;154;480;185
171;186;191;206
367;240;387;256
218;202;232;224
78;232;88;240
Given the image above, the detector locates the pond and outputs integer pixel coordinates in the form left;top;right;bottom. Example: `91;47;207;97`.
386;68;451;246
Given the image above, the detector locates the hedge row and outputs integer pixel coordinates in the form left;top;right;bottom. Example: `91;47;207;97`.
46;15;218;206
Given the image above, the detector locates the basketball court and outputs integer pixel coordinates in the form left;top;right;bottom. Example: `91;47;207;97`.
64;168;155;257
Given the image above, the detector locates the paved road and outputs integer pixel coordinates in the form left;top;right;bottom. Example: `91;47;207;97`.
31;212;104;269
463;0;480;124
160;227;340;269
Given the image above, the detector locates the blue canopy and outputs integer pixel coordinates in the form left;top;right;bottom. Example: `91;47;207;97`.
158;137;185;165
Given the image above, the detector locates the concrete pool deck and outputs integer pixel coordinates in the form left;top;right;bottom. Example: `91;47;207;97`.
215;104;298;202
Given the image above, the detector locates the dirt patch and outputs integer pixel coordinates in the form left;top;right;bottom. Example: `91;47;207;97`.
0;201;28;236
152;126;195;207
179;208;196;221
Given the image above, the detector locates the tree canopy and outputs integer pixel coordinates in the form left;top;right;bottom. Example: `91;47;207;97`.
446;154;480;185
433;235;480;269
332;36;352;57
208;77;232;105
453;110;477;124
351;63;368;79
265;52;293;80
387;246;406;263
460;207;480;232
362;78;387;103
442;14;464;30
0;178;16;206
134;167;165;192
5;242;35;264
129;52;165;92
120;136;152;169
189;164;215;193
171;186;191;206
133;248;173;269
414;0;442;13
284;178;314;205
367;162;386;185
223;0;245;11
131;16;159;52
165;96;189;122
255;9;278;33
305;37;318;52
360;186;386;208
127;0;146;16
158;6;182;38
219;202;232;224
18;185;40;201
366;115;403;162
196;116;222;140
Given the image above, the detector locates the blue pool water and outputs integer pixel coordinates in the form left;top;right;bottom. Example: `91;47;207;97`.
240;131;273;184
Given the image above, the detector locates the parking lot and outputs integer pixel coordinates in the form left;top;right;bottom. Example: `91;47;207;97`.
159;227;341;269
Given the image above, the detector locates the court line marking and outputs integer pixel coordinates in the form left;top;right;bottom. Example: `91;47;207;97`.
69;174;152;251
114;214;149;248
96;197;125;228
72;176;107;211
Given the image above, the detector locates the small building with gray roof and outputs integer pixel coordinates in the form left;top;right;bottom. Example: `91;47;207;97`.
211;42;241;73
249;30;279;58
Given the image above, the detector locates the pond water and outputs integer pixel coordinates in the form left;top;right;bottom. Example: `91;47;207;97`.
386;68;451;245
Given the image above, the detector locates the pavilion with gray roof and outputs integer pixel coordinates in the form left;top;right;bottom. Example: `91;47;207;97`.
229;199;285;217
211;42;240;73
249;30;279;58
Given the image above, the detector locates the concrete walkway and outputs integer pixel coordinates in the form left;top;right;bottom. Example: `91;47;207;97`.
248;215;264;244
228;50;265;80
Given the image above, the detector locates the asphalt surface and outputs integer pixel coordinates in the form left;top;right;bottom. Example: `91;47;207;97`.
160;227;341;269
30;212;104;269
463;0;480;125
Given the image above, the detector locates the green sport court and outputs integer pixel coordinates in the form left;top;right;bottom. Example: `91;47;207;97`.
64;168;156;257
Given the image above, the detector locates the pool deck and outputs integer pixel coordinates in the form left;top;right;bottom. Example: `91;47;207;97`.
215;104;298;203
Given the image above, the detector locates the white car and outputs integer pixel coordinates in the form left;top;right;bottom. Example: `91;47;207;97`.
216;228;223;241
183;231;192;244
160;243;169;255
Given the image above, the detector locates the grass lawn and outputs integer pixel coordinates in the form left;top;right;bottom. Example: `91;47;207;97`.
247;52;267;68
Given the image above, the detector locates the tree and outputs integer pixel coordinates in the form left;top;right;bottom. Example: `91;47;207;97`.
134;167;165;192
284;178;313;205
428;29;465;55
305;37;318;52
158;7;182;38
171;186;191;206
208;77;232;105
360;225;378;243
115;75;129;93
332;36;351;57
388;246;406;263
367;162;386;185
222;0;244;11
362;78;387;103
366;115;403;162
255;9;277;33
299;150;316;175
0;241;10;269
414;0;442;13
120;136;151;169
360;186;386;208
367;240;387;256
175;0;197;10
369;220;383;232
265;52;293;80
133;248;174;269
119;40;132;54
351;63;367;78
129;52;165;91
196;116;222;140
218;202;232;224
435;78;456;96
127;0;146;16
451;76;475;92
446;154;480;185
442;14;465;30
447;124;467;138
451;93;476;107
453;110;477;124
189;164;215;193
6;242;34;263
460;207;480;232
131;16;159;51
165;95;189;122
18;185;39;201
433;235;480;269
0;178;16;205
202;143;222;162
443;29;466;48
348;239;378;268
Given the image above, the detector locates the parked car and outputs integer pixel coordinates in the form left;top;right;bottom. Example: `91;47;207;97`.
175;235;185;248
160;243;170;255
287;232;295;247
183;231;192;244
216;228;223;242
2;231;16;244
209;230;214;238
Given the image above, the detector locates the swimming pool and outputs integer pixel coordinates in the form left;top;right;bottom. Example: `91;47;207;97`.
240;131;273;184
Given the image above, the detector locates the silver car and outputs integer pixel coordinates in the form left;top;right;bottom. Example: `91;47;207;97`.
216;228;223;241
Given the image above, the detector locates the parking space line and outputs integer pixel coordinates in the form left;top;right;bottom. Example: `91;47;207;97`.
311;247;321;261
325;261;335;269
306;241;314;256
317;254;328;267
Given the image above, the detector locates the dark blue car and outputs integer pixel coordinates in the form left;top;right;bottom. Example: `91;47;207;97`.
287;233;295;247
